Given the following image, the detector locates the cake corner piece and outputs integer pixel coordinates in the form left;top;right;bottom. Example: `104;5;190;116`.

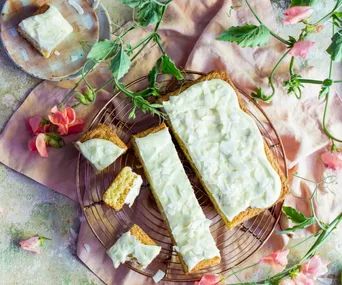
107;224;161;269
75;124;128;171
103;166;143;211
17;4;73;58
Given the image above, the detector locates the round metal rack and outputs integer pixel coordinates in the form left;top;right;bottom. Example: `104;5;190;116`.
76;71;288;282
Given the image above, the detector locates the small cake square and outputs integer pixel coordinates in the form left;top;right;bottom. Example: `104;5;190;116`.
107;224;161;269
103;167;143;211
17;4;73;58
75;124;128;171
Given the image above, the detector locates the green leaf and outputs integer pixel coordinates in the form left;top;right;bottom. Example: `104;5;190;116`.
216;24;270;48
251;87;273;103
278;217;316;234
282;206;307;224
136;2;164;27
290;0;318;7
148;57;163;88
110;48;131;80
87;40;118;61
161;55;183;80
120;0;145;8
327;30;342;62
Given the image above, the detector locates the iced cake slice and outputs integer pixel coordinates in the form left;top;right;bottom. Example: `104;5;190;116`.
17;4;73;58
132;123;221;274
103;166;143;211
75;124;128;171
107;224;161;269
160;71;289;229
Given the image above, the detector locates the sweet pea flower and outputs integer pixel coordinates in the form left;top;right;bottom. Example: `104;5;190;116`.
281;6;313;26
259;249;290;273
195;274;223;285
289;40;315;59
25;116;50;135
321;151;342;171
279;278;295;285
48;106;85;136
292;272;314;285
19;236;50;254
301;255;329;281
28;133;48;158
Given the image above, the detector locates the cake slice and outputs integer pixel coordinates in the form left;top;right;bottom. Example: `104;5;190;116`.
103;166;143;210
159;71;289;229
17;4;73;58
107;224;161;269
132;123;221;274
75;124;128;171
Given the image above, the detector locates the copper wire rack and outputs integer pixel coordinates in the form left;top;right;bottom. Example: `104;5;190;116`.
76;71;288;283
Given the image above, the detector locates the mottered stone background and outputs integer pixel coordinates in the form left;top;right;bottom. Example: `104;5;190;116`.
0;0;341;284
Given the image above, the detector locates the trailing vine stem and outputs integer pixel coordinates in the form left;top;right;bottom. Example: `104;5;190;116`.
322;22;342;143
244;0;291;46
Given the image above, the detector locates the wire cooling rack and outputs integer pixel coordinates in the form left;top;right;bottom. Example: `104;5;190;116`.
76;71;288;282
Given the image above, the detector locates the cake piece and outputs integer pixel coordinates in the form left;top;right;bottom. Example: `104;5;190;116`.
75;124;128;171
132;123;221;274
103;167;143;211
160;71;289;230
17;4;73;58
107;224;161;269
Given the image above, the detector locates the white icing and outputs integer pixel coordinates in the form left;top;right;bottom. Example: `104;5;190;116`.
18;6;73;55
68;0;84;14
162;79;282;221
76;138;125;171
135;127;220;272
152;270;165;283
124;175;142;207
107;231;161;269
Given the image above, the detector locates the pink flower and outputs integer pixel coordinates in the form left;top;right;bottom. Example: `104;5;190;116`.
301;255;329;281
281;6;313;26
321;151;342;171
279;278;295;285
25;116;50;135
195;274;223;285
292;272;314;285
19;236;41;254
289;40;315;59
259;249;290;273
28;133;48;158
48;106;85;136
0;208;4;214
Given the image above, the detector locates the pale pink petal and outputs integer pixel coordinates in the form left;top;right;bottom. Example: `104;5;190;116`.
28;137;38;152
259;249;289;273
36;134;48;158
293;272;314;285
19;236;41;254
201;274;221;284
289;41;315;59
279;278;295;285
282;6;313;25
68;118;85;134
48;112;69;135
65;106;76;125
301;255;329;280
49;106;83;135
321;151;342;171
0;208;4;214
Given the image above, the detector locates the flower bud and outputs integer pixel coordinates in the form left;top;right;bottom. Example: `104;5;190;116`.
84;88;95;102
75;92;88;105
45;133;65;148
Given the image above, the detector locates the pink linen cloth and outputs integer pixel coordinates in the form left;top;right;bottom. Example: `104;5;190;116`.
0;0;342;284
